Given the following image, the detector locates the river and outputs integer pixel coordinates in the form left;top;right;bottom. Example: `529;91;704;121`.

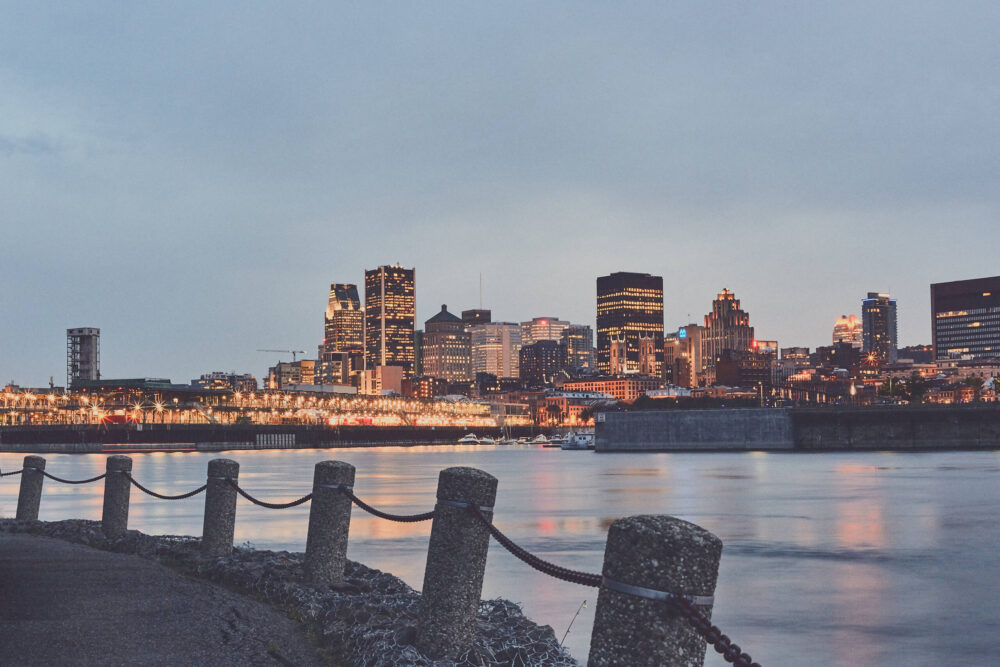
2;445;998;666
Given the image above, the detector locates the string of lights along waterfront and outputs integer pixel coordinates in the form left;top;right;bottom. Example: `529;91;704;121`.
3;271;1000;425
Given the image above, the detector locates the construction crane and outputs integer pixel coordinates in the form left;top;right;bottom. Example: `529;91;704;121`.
257;349;307;361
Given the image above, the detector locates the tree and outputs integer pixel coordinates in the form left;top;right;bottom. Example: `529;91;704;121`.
545;403;563;425
905;372;929;404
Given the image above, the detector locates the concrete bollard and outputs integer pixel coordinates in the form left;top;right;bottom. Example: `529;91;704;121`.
588;515;723;667
201;458;239;557
16;455;46;521
304;460;356;586
101;455;133;538
416;466;498;659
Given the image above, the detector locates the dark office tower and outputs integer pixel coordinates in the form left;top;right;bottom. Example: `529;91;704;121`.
931;276;1000;360
702;289;754;384
461;309;492;327
561;324;595;374
365;265;416;377
67;327;100;388
862;292;898;364
596;272;664;376
422;305;472;382
518;340;566;387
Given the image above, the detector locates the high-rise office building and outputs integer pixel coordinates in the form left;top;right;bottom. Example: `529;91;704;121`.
421;305;472;382
518;340;566;386
461;309;492;327
596;272;664;376
319;283;364;384
862;292;898;364
561;324;595;373
702;289;754;384
365;265;416;377
832;314;862;349
931;276;1000;360
67;327;100;388
324;284;363;351
666;324;705;387
520;317;570;346
470;322;521;378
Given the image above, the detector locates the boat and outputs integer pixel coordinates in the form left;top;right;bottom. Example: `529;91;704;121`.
458;433;479;444
529;434;551;445
561;432;594;450
549;434;568;445
479;436;495;445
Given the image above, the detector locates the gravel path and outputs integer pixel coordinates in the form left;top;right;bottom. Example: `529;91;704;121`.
0;532;325;666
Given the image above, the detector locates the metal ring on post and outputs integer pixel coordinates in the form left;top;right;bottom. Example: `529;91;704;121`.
601;576;715;607
437;498;494;513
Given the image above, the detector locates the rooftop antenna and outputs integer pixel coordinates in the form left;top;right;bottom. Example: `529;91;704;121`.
479;272;483;309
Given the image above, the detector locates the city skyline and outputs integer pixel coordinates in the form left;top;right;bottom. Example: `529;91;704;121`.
3;4;998;384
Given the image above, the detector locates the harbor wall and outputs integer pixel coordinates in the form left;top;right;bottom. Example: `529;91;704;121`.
0;424;516;453
595;406;1000;452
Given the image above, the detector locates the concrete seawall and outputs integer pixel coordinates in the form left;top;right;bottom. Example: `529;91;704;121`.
0;424;516;453
596;406;1000;452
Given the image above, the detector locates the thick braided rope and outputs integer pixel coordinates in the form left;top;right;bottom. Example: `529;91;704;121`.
224;478;313;509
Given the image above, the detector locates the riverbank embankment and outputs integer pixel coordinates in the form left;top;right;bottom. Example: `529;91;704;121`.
596;405;1000;452
0;424;533;453
0;519;576;666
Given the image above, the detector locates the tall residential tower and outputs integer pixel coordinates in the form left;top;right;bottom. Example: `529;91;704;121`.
67;328;100;388
862;292;898;364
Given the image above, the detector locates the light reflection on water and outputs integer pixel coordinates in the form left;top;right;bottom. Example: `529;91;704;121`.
2;446;1000;665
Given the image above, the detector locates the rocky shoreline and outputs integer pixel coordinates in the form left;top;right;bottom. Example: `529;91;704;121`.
0;519;579;666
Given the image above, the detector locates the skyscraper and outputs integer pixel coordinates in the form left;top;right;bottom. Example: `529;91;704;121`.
470;322;521;378
520;317;570;346
931;276;1000;360
365;265;416;377
561;324;595;373
596;272;664;376
862;292;898;364
319;284;364;385
67;327;100;388
324;284;363;351
421;304;472;382
702;289;754;384
832;314;863;349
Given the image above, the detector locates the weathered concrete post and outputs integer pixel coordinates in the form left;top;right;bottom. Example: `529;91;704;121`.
416;466;498;659
15;455;46;521
101;455;133;538
201;458;239;557
304;460;356;586
588;515;723;666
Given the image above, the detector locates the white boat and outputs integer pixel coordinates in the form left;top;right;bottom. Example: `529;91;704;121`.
458;433;479;444
549;434;568;445
479;436;495;445
529;434;551;445
561;432;594;450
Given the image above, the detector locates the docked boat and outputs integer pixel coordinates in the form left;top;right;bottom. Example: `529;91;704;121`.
458;433;479;444
549;434;568;445
479;436;495;445
529;434;551;445
560;432;594;450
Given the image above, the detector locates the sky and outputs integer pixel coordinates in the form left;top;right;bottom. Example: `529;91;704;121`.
2;2;999;386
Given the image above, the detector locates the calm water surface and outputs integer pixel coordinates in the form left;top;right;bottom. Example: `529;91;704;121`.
2;446;999;666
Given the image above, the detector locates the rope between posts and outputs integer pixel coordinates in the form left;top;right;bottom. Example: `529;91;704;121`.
467;504;603;587
339;487;435;523
124;473;207;500
672;597;761;667
467;505;761;665
224;478;313;509
39;470;107;485
0;469;23;477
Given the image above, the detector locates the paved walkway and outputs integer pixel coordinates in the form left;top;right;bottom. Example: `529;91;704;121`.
0;533;324;666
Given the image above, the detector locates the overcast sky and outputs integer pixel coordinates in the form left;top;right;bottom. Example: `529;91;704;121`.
2;2;998;386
